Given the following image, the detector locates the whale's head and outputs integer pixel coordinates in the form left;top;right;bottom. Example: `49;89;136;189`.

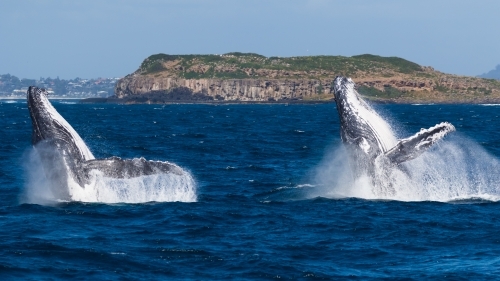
27;86;58;144
333;76;397;158
26;86;94;160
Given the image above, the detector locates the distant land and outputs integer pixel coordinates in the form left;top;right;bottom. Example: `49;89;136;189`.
104;53;500;104
3;55;500;104
478;65;500;80
0;74;119;98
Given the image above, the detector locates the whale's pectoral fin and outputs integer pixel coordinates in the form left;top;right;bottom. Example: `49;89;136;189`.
82;156;184;179
384;122;455;164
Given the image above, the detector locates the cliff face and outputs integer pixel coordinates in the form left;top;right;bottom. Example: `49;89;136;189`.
115;77;334;101
114;53;500;103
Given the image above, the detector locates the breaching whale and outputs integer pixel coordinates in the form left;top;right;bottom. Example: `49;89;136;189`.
27;86;185;200
332;76;455;186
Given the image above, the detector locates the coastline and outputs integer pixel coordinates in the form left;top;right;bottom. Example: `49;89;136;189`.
79;97;336;105
79;97;500;105
3;95;498;105
0;97;84;100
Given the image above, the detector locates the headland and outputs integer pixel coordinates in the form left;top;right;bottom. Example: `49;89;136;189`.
85;52;500;104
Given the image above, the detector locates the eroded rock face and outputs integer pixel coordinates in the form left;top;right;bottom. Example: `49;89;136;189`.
113;54;500;103
114;71;500;103
115;75;500;102
115;76;334;101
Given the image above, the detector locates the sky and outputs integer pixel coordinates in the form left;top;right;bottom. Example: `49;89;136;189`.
1;0;499;79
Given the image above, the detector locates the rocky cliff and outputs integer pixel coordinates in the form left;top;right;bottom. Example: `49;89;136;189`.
114;53;500;103
115;77;333;102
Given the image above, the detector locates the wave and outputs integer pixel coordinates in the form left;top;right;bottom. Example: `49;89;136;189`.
58;101;77;105
257;184;317;202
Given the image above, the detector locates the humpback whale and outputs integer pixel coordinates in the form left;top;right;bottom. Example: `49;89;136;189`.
332;76;455;186
27;86;185;200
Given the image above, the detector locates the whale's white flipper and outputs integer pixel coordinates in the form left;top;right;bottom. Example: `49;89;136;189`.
385;122;456;164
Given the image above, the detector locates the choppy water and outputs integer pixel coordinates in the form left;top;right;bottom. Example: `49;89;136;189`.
1;100;500;279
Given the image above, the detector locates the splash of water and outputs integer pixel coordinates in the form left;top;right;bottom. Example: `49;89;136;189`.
71;170;197;203
311;135;500;202
21;147;61;205
21;147;197;204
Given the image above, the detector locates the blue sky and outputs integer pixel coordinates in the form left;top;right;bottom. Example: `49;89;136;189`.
1;0;499;79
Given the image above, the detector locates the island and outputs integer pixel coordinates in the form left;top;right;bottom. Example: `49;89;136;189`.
90;52;500;104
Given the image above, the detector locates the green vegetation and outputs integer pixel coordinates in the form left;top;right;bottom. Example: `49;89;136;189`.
351;54;422;74
435;83;448;93
383;86;405;98
317;82;323;94
137;52;425;79
145;61;166;74
224;52;266;58
357;85;405;99
140;54;179;73
181;68;250;79
357;86;384;97
477;87;492;95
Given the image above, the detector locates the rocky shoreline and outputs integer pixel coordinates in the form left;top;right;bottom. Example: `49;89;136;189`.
79;96;500;105
106;53;500;104
79;96;336;105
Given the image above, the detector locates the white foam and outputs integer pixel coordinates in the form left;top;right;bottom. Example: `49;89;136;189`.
70;169;197;203
21;148;60;205
22;146;197;204
312;136;500;203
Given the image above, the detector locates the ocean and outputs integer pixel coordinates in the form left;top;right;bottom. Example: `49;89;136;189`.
1;100;500;279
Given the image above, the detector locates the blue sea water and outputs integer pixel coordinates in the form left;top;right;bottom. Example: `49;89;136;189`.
1;100;500;279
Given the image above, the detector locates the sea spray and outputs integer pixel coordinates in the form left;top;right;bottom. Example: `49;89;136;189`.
21;147;61;205
311;134;500;202
71;169;197;203
22;146;197;204
393;135;500;201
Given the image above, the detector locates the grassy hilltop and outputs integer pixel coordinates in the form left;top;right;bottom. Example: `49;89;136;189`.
137;52;421;79
117;52;500;103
